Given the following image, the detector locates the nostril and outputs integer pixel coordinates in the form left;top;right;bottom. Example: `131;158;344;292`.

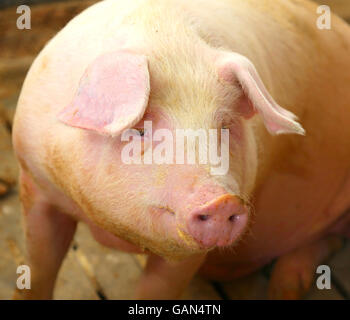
198;214;210;221
228;215;237;222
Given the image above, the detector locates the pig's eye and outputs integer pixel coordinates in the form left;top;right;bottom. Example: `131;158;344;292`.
135;128;145;136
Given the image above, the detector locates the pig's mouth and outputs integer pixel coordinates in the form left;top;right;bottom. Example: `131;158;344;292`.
150;205;205;251
150;194;251;252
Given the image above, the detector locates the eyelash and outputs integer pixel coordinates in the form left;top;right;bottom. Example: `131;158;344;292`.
135;128;145;136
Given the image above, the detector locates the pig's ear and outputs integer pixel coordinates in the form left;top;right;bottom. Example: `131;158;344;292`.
217;53;305;135
58;51;150;137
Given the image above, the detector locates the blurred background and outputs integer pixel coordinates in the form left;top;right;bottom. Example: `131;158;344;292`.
0;0;349;300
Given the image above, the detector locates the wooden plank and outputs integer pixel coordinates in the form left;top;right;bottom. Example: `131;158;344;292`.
328;241;350;298
219;272;268;300
0;94;18;127
0;1;98;128
73;223;142;300
0;120;19;195
0;194;27;300
0;1;98;60
0;193;26;299
0;241;18;299
54;248;99;300
0;193;25;251
0;0;92;10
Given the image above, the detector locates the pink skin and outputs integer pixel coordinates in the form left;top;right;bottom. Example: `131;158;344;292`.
12;0;350;300
107;109;249;250
43;46;300;258
268;236;343;300
13;66;348;300
13;107;250;300
14;69;345;300
38;106;248;253
186;194;249;248
58;51;150;137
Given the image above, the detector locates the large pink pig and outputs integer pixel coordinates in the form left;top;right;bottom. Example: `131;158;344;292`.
12;0;350;299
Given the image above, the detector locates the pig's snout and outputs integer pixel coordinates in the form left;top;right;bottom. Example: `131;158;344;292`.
186;194;249;248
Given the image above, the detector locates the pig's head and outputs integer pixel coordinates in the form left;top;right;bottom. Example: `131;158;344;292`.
58;48;304;260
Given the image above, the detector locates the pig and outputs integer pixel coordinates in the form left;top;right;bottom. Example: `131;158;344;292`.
12;0;350;300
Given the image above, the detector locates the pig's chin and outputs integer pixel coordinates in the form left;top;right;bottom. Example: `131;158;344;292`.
143;205;249;261
142;206;207;260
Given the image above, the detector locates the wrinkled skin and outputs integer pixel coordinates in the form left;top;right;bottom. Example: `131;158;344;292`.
12;0;350;299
